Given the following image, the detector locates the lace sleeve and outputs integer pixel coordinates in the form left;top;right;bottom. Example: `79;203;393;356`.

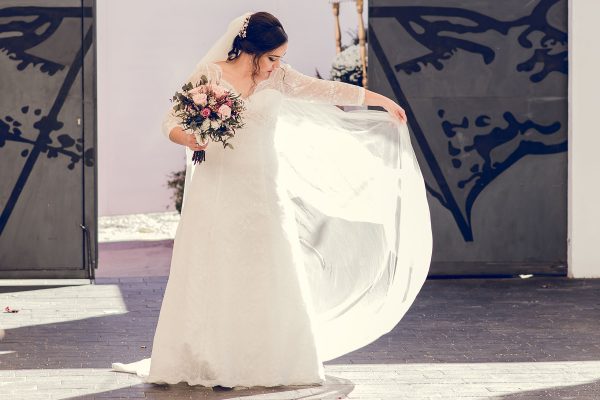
161;63;216;140
276;62;365;106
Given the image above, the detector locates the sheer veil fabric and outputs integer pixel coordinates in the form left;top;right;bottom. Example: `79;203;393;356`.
276;99;432;361
111;11;432;383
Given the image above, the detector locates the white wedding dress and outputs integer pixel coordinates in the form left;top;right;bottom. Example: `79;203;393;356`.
111;60;433;387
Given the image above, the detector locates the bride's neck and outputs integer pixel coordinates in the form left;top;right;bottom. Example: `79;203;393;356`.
225;54;256;78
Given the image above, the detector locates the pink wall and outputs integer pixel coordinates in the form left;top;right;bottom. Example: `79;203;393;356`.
97;0;366;216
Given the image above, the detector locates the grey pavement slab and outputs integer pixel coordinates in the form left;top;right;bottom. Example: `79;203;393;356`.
0;276;599;399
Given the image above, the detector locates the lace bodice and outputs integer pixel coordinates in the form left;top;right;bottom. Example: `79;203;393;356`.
161;62;366;139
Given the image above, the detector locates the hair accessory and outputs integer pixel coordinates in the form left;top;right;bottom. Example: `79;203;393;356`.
239;14;251;38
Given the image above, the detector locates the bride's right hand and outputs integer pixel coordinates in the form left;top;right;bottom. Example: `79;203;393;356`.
183;132;209;152
170;127;209;151
382;99;407;124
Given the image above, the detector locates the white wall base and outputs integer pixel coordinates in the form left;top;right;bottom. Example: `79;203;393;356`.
568;0;600;278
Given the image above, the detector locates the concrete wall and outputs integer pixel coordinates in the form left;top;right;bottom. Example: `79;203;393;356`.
97;0;363;216
568;0;600;278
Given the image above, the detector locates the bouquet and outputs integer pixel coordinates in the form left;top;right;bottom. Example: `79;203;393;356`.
171;74;246;164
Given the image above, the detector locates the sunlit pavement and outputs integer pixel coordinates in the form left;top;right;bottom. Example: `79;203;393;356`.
1;262;599;399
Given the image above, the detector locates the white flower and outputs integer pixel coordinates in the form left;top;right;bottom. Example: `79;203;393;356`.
201;119;211;131
210;119;220;129
192;93;208;106
330;44;364;85
332;44;362;69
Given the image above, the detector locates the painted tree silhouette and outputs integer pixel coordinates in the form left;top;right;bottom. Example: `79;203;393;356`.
0;6;94;235
370;0;567;241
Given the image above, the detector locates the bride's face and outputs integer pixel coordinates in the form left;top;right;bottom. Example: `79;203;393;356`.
258;42;288;78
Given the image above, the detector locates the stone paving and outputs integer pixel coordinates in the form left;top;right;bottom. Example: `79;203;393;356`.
0;275;599;399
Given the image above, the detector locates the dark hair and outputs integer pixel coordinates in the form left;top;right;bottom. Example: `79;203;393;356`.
227;12;288;89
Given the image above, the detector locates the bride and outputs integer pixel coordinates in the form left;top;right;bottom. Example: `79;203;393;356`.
112;11;432;389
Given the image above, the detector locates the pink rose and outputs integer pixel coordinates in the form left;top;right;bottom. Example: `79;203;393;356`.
212;85;226;97
226;100;233;107
200;108;211;118
218;104;231;119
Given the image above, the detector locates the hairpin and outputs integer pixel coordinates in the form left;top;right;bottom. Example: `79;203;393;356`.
239;14;251;38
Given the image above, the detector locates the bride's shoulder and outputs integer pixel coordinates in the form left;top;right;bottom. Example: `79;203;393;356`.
271;62;294;80
278;62;293;72
194;61;220;73
187;61;220;83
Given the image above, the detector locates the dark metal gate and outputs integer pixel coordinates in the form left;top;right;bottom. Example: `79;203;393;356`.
0;0;97;278
368;0;568;277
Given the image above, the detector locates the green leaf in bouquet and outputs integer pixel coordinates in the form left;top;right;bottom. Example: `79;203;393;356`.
225;142;234;149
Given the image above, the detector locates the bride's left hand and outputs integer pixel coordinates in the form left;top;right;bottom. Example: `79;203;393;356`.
383;99;407;124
